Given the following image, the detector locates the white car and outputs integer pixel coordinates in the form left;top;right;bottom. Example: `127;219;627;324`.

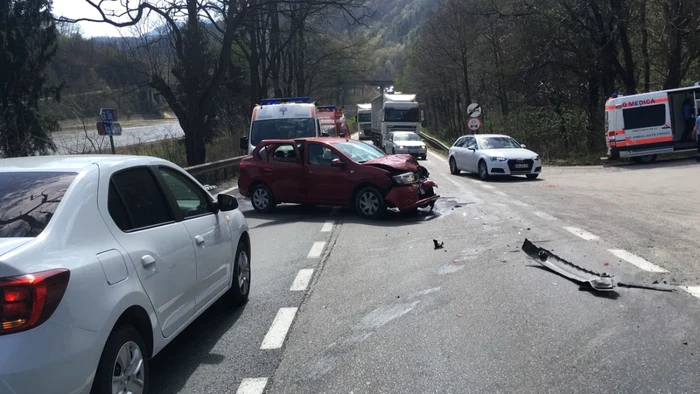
383;131;428;159
0;155;251;394
448;134;542;180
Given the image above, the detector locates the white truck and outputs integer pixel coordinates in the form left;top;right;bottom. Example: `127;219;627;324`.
369;93;424;147
355;103;372;139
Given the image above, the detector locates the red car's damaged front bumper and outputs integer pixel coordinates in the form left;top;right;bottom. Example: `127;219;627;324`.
385;180;440;211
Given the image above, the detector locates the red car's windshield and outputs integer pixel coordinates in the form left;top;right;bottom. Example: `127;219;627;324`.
332;141;386;163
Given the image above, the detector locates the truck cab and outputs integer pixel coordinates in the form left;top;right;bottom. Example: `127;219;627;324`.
370;94;422;147
356;103;372;139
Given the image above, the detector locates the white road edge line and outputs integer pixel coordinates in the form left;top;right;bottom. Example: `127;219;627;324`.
261;308;298;349
307;241;326;258
321;221;334;232
236;377;269;394
680;286;700;299
428;151;448;164
563;226;600;241
290;269;314;291
533;211;557;221
217;186;238;196
608;249;668;273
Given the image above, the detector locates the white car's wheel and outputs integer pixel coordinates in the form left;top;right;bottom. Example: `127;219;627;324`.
478;160;490;181
92;325;148;394
224;238;250;305
449;157;460;175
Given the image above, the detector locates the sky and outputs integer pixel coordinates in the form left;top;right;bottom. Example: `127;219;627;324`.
52;0;135;37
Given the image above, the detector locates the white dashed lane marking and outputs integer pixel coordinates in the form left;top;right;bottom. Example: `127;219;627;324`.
307;241;326;258
680;286;700;299
533;211;557;221
494;191;508;197
216;186;238;195
608;249;668;273
321;221;334;232
236;378;268;394
563;226;600;241
290;269;314;291
481;184;496;189
261;308;298;349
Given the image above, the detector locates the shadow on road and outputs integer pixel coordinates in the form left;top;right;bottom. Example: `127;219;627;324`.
149;300;247;393
455;173;544;183
607;156;698;171
238;197;447;229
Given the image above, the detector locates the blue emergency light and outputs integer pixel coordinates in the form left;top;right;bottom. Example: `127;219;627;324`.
611;93;618;98
260;97;312;105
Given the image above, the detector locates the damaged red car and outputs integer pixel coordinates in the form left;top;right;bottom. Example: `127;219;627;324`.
238;138;439;219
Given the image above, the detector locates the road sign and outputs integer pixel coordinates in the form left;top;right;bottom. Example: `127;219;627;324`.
100;108;118;122
467;118;481;132
97;121;122;136
467;103;482;118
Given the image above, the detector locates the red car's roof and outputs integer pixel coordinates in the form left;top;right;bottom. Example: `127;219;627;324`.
256;137;351;145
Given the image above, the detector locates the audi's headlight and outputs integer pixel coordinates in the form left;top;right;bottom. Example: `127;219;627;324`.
420;144;426;149
490;156;508;162
533;155;540;161
399;145;406;149
392;172;417;185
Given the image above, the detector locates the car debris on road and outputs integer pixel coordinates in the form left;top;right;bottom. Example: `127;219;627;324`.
521;239;674;293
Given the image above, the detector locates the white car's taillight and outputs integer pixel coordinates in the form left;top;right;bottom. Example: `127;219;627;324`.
0;269;70;335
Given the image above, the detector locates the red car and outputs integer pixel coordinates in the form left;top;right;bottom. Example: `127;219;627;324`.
238;138;439;219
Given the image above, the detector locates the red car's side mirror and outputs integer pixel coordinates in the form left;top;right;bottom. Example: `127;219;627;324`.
331;158;345;168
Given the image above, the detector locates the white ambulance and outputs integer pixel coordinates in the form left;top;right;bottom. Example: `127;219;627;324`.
239;97;323;155
605;85;700;163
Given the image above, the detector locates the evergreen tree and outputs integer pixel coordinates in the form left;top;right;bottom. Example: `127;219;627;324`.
0;0;61;157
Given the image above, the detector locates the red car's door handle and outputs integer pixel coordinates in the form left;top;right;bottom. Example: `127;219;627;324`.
263;168;273;174
307;170;314;175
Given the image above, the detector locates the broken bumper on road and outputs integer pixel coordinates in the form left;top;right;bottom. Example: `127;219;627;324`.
385;180;440;211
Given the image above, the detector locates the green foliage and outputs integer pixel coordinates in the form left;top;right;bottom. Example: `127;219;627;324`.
0;0;61;157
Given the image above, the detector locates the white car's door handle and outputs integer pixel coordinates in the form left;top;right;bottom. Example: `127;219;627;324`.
194;235;205;246
141;255;156;268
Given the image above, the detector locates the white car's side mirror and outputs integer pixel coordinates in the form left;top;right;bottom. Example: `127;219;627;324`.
521;144;527;148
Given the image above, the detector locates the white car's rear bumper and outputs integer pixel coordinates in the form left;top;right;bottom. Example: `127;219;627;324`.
0;319;102;394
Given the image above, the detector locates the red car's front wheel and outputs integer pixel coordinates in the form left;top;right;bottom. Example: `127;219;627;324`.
355;186;386;220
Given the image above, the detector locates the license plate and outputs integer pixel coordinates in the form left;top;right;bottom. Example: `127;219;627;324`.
515;164;529;169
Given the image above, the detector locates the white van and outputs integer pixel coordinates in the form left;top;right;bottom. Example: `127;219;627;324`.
605;86;700;162
240;97;322;155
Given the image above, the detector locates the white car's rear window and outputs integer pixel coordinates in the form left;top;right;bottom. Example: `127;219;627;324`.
0;172;77;238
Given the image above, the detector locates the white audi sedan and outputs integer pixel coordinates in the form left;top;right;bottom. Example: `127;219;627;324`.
448;134;542;180
0;155;250;394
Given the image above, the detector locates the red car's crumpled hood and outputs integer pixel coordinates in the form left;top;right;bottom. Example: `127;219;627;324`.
363;154;420;172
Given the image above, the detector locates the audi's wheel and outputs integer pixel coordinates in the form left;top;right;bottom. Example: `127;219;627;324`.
449;157;460;175
251;184;275;213
478;160;490;181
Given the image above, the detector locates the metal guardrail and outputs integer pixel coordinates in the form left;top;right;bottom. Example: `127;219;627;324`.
419;131;450;152
184;155;245;184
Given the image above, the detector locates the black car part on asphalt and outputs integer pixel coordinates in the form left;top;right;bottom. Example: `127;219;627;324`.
521;239;674;293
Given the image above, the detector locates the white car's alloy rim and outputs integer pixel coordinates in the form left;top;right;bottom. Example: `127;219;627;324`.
359;191;379;216
480;163;487;177
252;188;269;210
112;341;145;394
238;250;250;294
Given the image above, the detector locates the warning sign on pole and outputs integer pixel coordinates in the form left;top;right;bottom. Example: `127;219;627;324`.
467;118;481;132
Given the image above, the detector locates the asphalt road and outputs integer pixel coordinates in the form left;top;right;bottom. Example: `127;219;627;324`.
149;150;700;393
52;122;184;154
